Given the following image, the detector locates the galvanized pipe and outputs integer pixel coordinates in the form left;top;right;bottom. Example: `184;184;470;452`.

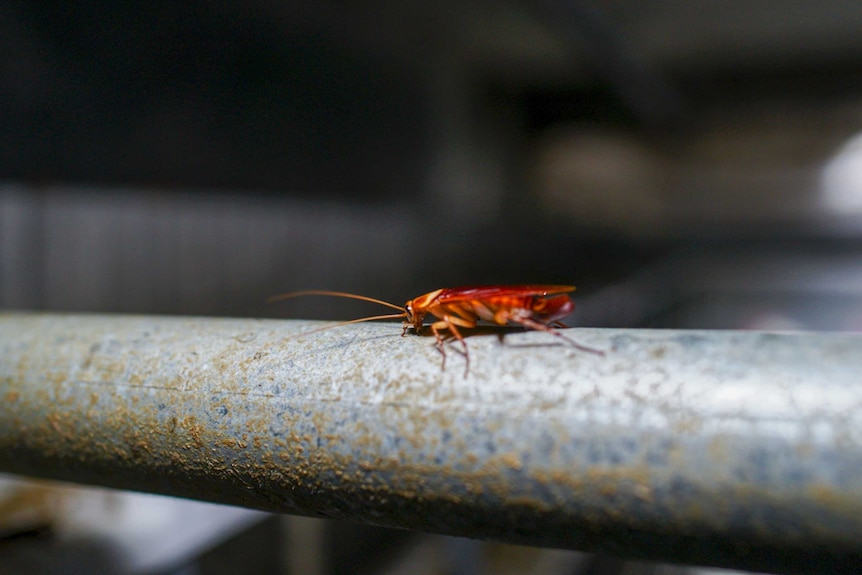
0;313;860;573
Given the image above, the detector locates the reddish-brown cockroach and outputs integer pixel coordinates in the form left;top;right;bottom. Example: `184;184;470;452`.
269;285;604;375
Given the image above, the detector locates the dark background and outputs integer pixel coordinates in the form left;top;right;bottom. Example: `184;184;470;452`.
4;2;862;331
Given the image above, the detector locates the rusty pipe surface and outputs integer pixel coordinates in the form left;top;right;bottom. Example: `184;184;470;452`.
0;313;860;573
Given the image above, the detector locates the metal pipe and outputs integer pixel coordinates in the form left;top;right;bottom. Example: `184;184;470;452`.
0;313;860;573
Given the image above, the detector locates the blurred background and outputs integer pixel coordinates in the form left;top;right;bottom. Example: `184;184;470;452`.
2;1;862;573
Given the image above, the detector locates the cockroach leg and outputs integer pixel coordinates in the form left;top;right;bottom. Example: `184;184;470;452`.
429;321;449;370
505;311;605;356
431;316;473;376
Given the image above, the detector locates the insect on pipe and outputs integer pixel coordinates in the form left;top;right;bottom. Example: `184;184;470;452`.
269;285;605;376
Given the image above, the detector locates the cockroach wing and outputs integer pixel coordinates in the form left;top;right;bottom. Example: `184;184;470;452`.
435;285;576;304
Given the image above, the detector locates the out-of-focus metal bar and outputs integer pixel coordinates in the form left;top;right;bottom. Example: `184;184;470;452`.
0;313;861;574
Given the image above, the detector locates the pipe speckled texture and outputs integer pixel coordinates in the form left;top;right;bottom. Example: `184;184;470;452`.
0;313;860;573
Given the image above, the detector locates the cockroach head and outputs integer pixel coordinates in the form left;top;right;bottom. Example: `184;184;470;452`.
404;299;420;328
404;289;441;330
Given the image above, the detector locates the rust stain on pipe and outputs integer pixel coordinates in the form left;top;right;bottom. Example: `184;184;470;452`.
0;313;861;573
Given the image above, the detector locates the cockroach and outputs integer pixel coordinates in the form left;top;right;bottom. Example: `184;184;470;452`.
269;285;604;375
